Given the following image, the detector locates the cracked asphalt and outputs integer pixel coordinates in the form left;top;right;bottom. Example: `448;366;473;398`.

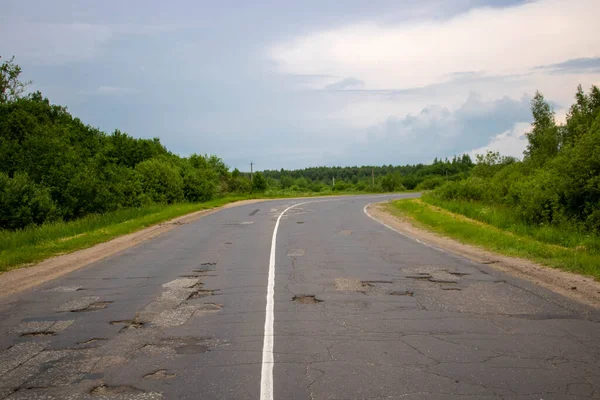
0;194;599;399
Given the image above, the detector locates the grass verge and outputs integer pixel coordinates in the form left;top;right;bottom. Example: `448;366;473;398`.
388;197;600;280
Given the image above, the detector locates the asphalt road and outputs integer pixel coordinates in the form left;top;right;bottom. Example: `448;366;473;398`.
1;194;599;400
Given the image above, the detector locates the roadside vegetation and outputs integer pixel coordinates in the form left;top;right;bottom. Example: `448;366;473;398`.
391;84;600;279
389;198;600;280
0;56;471;232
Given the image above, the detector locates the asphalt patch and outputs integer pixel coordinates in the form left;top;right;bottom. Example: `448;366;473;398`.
72;301;113;312
91;384;143;396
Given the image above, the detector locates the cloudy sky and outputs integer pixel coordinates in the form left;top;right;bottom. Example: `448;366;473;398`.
2;0;599;170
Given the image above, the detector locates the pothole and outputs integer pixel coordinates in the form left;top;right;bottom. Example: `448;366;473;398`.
78;338;108;345
200;303;223;311
179;274;200;278
406;274;432;280
449;272;470;276
72;301;113;312
293;295;323;304
90;385;143;396
110;319;144;332
158;337;224;355
15;320;73;335
195;265;216;274
144;369;176;380
249;209;259;216
188;289;217;299
428;279;458;284
190;289;216;298
201;262;217;266
20;331;55;337
482;260;499;264
441;287;463;291
48;286;85;292
390;290;414;296
296;221;304;224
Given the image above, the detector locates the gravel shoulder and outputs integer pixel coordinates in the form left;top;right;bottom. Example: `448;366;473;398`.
0;199;265;298
367;201;600;309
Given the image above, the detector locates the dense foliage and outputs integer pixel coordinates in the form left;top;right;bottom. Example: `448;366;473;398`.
432;85;600;233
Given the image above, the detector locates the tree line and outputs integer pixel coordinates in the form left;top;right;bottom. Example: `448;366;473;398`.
261;155;474;192
431;85;600;233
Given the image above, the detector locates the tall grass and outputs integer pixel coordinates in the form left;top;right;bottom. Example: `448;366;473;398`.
423;195;600;253
390;198;600;279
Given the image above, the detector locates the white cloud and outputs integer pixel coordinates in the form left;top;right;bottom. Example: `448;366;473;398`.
268;0;599;92
467;122;531;159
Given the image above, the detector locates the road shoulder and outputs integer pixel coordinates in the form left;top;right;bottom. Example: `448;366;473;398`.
366;201;600;309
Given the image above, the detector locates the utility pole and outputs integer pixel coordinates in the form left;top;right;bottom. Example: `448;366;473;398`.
372;167;374;187
332;176;335;187
250;162;253;182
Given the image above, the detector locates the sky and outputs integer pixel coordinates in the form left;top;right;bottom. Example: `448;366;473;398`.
2;0;599;171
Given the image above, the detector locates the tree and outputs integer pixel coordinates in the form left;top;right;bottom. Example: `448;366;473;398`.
0;56;31;103
252;172;267;192
525;92;559;165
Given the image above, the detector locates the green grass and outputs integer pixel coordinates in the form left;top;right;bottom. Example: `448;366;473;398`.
389;197;600;280
0;190;401;273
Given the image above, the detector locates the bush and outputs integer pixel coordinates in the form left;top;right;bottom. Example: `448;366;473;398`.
252;172;267;192
0;172;57;229
416;176;445;190
135;158;184;203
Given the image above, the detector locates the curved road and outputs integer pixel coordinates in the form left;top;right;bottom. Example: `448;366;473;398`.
0;194;599;399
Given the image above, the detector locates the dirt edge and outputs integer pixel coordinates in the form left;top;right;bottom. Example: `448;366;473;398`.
0;199;267;298
367;202;600;309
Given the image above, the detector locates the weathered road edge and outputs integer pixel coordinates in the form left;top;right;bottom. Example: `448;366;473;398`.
0;199;266;298
365;201;600;309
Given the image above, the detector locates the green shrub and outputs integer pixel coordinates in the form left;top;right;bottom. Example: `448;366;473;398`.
0;172;57;229
416;176;445;190
135;158;184;203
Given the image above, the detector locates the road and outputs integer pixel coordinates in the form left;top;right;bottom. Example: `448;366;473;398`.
0;194;599;400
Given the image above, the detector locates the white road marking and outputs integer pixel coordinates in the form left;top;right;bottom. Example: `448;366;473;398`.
363;203;451;255
260;201;311;400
